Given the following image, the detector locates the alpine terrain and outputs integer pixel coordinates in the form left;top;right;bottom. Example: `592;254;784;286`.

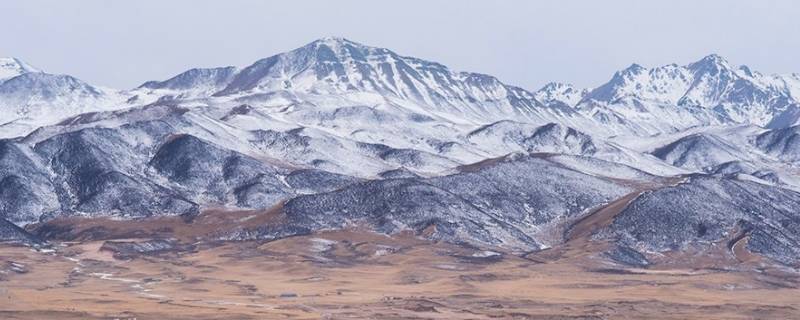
1;37;799;319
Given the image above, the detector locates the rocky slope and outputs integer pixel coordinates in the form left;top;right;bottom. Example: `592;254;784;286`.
0;217;39;244
602;175;800;266
755;125;800;163
652;133;749;171
0;39;799;267
221;153;633;251
577;54;800;135
0;61;128;138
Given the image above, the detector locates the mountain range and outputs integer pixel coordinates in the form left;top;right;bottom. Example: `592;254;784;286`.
1;37;799;268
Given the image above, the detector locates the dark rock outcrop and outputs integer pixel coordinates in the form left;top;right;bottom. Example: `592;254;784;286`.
604;175;800;265
277;154;631;251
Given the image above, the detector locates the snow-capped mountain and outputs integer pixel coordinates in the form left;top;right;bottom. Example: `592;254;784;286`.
0;73;103;107
215;37;549;118
0;57;40;82
5;41;800;141
142;41;800;136
138;66;239;98
534;82;588;107
133;37;594;129
652;133;749;171
778;73;800;100
577;54;800;135
2;38;800;267
756;125;800;163
0;57;129;138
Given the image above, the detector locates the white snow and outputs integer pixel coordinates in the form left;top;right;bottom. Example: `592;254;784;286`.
3;41;800;191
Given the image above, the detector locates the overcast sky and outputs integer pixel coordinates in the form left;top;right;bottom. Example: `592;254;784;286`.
1;0;797;90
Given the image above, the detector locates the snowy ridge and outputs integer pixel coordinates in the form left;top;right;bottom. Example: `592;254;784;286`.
138;66;239;97
0;57;41;82
3;42;800;140
534;82;588;107
1;39;800;265
0;57;131;138
578;54;800;135
129;38;598;132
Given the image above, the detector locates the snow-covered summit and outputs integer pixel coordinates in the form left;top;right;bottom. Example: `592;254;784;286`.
139;37;591;127
534;82;587;107
0;60;129;138
214;37;546;113
138;66;238;97
3;43;800;266
0;72;102;101
3;44;800;141
577;54;800;133
0;57;40;82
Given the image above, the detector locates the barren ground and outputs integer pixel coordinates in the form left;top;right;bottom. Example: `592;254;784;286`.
1;229;798;319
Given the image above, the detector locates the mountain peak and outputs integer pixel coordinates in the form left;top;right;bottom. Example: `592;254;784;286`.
539;82;574;91
738;65;758;77
535;82;586;107
688;53;731;72
622;63;646;74
138;66;238;92
699;53;727;63
0;72;103;98
304;36;372;53
0;57;41;81
205;37;559;122
314;36;354;44
0;57;34;67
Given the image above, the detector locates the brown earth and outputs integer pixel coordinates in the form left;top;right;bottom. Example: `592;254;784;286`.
1;228;798;320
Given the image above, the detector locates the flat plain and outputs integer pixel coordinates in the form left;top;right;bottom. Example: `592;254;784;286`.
2;229;798;320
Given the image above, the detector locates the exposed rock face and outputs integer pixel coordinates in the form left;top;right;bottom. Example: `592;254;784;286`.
467;121;597;156
604;245;650;268
709;161;757;176
534;82;588;108
378;168;421;179
603;175;800;265
210;37;565;124
524;123;597;155
755;125;800;163
150;134;292;206
34;128;198;220
652;134;746;171
284;169;363;193
578;54;800;133
0;140;59;225
278;155;631;251
100;239;190;259
2;42;800;268
0;120;356;226
0;218;40;244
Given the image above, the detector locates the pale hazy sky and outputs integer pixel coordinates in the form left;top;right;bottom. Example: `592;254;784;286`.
1;0;797;90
